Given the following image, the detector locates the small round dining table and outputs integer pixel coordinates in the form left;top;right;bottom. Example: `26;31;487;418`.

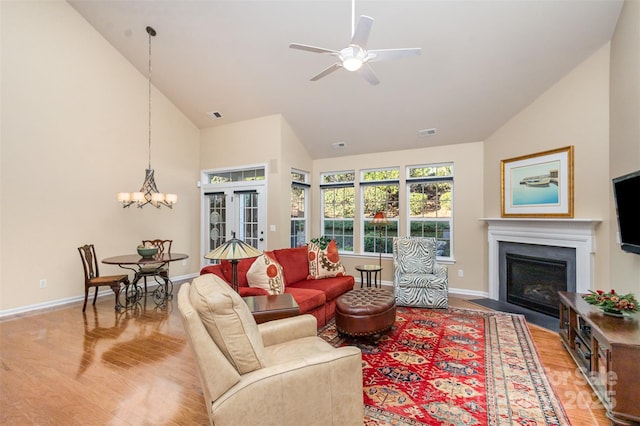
102;253;188;306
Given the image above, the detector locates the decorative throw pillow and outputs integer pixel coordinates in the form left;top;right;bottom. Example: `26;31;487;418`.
189;273;267;374
246;254;285;295
307;240;346;279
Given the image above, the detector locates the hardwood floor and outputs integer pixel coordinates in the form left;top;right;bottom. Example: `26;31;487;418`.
0;287;609;425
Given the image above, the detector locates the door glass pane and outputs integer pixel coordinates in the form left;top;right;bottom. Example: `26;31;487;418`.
238;193;259;249
207;193;227;260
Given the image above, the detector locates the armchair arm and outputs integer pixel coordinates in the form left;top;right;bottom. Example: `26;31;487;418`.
211;346;363;426
434;263;448;282
258;314;317;346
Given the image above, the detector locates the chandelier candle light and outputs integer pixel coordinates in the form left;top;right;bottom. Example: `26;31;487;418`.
117;26;177;209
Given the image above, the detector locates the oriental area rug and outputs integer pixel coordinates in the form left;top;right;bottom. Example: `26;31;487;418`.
318;307;570;426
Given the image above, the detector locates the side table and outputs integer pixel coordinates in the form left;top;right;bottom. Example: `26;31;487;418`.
355;264;382;288
243;293;300;324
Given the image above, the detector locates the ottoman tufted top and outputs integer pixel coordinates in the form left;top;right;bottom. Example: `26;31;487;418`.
336;288;395;316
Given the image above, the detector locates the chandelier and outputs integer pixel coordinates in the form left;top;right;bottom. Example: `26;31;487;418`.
117;26;177;209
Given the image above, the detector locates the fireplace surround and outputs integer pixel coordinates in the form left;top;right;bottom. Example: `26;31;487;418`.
482;218;600;302
500;242;577;317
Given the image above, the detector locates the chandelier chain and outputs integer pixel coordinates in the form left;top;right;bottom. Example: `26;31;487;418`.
148;26;153;171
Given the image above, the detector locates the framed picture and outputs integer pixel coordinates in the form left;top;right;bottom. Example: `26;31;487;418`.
501;146;574;217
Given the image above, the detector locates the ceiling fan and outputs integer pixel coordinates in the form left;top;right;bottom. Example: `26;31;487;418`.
289;11;421;85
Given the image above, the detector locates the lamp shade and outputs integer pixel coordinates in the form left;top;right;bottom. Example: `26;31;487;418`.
204;237;262;261
371;211;389;225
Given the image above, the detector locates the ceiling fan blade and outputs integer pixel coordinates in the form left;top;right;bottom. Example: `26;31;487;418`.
359;63;379;85
368;48;422;62
289;43;338;54
350;15;374;48
310;63;342;81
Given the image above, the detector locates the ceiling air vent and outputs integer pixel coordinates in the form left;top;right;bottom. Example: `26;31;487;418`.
207;111;223;120
418;128;437;137
331;142;347;150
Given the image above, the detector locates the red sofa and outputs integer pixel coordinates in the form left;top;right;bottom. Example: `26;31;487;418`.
199;246;355;328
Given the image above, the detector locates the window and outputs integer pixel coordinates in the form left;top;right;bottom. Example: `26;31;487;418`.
207;167;265;184
321;171;355;252
290;169;309;247
361;168;399;255
407;164;453;258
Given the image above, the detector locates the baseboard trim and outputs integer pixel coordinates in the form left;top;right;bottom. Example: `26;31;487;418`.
2;275;487;319
0;273;198;320
375;283;488;299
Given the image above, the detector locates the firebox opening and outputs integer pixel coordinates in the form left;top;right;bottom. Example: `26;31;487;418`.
506;253;566;317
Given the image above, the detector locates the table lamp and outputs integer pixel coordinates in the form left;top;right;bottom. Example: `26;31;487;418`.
371;211;389;267
204;232;262;292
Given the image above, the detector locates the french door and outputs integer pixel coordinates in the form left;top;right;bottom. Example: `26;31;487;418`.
202;183;266;265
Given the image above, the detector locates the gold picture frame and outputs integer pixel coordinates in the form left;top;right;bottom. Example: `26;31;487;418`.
501;146;574;218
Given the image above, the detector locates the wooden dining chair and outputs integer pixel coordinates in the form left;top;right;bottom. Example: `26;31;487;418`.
78;244;130;312
139;239;172;293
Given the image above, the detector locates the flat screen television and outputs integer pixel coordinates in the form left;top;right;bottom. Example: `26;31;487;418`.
612;170;640;255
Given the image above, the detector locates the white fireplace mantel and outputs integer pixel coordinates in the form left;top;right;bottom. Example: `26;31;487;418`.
481;218;601;300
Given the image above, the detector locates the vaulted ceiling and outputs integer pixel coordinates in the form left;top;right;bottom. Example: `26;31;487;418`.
68;0;623;159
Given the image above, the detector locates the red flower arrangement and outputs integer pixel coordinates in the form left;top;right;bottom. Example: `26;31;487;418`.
582;289;639;314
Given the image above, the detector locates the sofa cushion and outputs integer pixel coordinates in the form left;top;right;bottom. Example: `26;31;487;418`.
307;240;346;279
220;257;257;288
246;254;285;295
238;287;270;297
288;275;354;301
273;246;309;285
189;274;267;374
285;287;326;314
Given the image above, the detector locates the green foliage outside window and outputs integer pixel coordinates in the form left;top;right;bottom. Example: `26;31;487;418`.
409;221;450;257
363;221;398;254
323;219;354;251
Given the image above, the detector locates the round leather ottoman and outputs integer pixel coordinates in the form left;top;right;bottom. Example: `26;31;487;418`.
335;288;396;337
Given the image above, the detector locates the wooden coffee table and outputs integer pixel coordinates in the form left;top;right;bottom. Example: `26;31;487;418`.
243;293;300;324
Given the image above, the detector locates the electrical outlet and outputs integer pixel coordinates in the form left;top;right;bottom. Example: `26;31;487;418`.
457;269;464;278
39;279;47;289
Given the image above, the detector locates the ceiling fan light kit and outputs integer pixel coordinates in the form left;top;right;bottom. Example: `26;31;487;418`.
341;46;366;71
290;12;421;85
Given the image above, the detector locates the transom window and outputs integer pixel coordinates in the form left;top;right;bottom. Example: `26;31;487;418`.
207;167;265;184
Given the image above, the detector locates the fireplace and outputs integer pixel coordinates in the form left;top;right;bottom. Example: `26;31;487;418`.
483;218;600;305
499;242;576;317
506;254;565;316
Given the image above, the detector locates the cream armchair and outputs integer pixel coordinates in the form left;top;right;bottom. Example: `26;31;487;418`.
177;274;363;426
393;237;449;308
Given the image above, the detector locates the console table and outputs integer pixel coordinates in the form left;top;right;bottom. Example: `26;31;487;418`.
558;291;640;425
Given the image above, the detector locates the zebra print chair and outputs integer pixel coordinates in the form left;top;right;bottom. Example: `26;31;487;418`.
392;237;448;308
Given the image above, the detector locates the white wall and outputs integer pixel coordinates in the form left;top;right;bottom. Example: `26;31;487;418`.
609;0;640;292
199;114;311;249
1;1;201;311
484;44;613;291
